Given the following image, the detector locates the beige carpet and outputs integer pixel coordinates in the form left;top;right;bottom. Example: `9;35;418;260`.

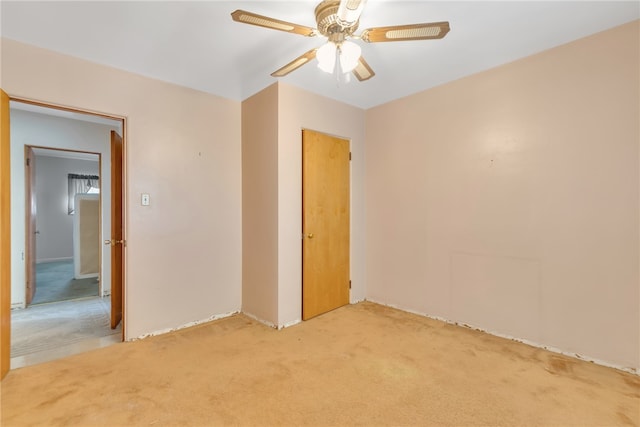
1;302;638;426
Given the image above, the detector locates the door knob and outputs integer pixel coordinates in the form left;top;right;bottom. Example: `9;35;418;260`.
307;233;314;239
104;239;124;245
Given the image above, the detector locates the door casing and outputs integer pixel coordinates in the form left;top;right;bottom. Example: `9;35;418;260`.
1;90;11;380
24;146;103;301
0;96;126;379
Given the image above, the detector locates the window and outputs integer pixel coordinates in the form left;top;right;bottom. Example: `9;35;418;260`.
68;174;99;214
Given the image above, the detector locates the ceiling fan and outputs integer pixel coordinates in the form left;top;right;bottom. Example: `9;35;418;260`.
231;0;450;82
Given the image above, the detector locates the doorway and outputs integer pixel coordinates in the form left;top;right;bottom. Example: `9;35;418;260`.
25;147;102;306
3;99;125;370
302;129;350;320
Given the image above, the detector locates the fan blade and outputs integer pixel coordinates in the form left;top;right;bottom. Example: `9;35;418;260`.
337;0;367;25
272;49;318;78
231;10;317;37
361;21;450;43
352;56;375;81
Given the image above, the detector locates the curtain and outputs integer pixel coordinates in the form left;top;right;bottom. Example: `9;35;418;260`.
68;173;99;214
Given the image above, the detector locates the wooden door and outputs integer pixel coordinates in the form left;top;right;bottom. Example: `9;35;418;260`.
110;131;123;330
24;146;36;305
302;129;350;320
1;90;11;379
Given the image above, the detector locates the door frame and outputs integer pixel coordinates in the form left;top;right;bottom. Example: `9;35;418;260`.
2;95;127;371
24;146;103;300
1;90;10;379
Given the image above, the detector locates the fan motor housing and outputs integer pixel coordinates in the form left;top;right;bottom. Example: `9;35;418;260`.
315;0;359;37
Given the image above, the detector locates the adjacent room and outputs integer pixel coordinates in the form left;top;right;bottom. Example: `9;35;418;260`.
0;1;638;425
7;106;123;368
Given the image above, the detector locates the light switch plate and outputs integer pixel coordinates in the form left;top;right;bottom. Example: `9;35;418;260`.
141;193;150;206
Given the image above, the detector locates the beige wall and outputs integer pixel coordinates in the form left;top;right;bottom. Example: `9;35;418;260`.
366;21;639;371
242;83;279;325
2;21;636;372
1;39;242;338
241;82;366;327
277;83;366;326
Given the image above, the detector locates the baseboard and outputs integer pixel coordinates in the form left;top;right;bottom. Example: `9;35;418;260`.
244;300;365;330
365;298;639;376
278;318;301;330
133;310;240;341
242;311;279;329
74;273;99;280
36;257;72;264
11;302;26;310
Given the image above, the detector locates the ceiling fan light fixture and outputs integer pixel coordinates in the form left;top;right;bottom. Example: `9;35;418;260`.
232;1;450;81
317;40;361;74
338;40;361;72
317;41;337;73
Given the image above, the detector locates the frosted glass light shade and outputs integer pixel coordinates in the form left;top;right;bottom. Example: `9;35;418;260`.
317;42;337;73
339;41;361;72
317;41;361;74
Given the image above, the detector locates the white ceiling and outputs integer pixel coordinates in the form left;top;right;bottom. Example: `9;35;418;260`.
1;1;638;109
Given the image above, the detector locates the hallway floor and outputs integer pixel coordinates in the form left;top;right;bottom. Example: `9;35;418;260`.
11;297;121;369
32;260;99;305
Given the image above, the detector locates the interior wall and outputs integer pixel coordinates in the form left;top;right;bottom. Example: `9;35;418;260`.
241;82;366;327
35;155;99;263
277;82;366;326
241;83;279;325
2;38;242;338
10;110;113;305
365;21;639;371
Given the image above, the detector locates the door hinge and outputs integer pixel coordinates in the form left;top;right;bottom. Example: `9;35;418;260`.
26;157;30;166
349;152;352;161
349;280;352;289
